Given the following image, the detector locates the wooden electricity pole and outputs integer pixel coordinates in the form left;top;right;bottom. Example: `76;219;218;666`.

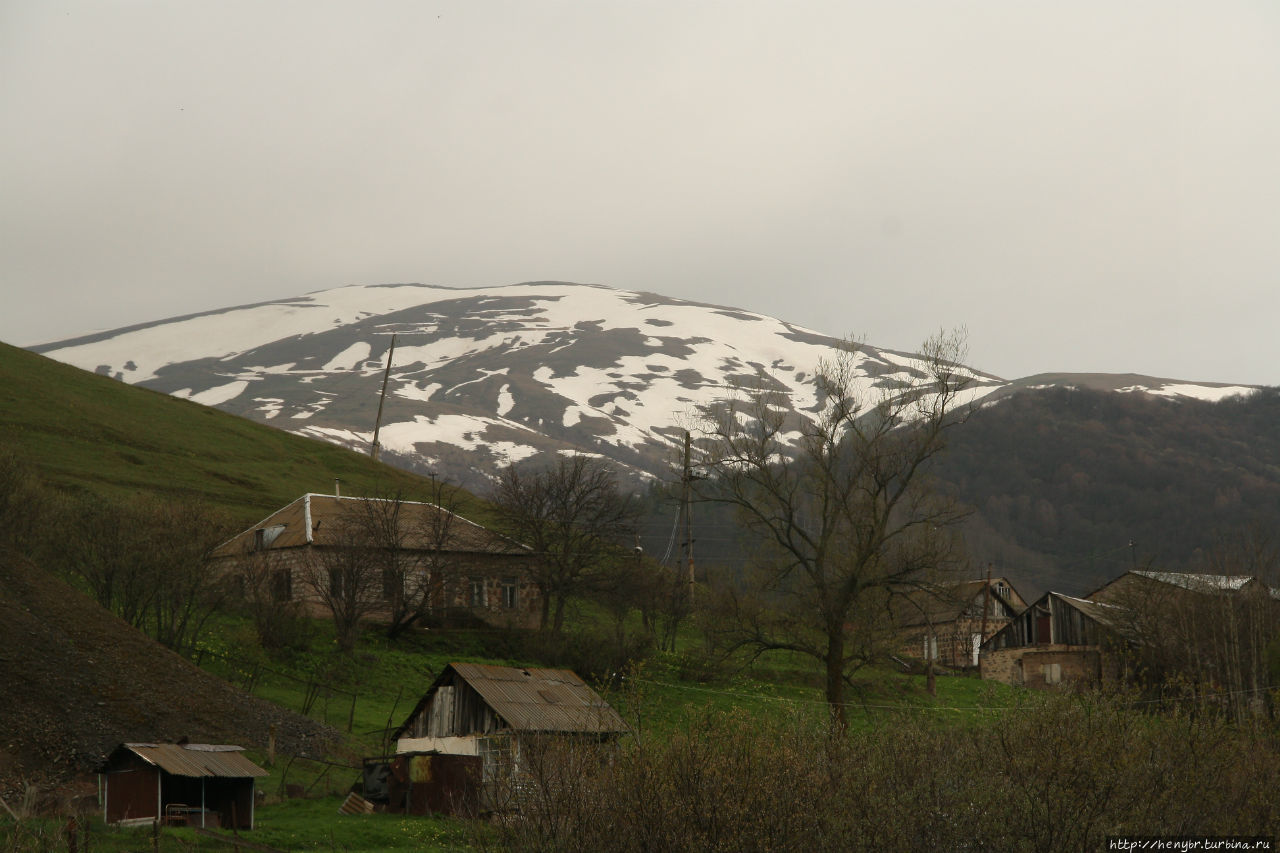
683;431;695;593
370;333;397;461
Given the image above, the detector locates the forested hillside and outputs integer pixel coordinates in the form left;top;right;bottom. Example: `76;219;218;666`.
940;386;1280;595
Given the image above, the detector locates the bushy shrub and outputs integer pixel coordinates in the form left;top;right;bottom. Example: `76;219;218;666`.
485;689;1280;852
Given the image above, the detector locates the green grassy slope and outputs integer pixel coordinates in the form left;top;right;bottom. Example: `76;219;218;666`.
0;342;463;523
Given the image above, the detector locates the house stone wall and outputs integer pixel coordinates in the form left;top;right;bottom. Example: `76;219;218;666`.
981;645;1111;688
899;617;1013;669
211;548;543;630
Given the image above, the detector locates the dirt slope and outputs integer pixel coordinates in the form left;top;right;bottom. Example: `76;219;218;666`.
0;550;337;802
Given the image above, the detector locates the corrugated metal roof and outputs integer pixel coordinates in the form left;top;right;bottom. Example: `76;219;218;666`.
211;493;529;558
1052;592;1127;631
1134;571;1255;593
121;743;269;778
447;662;629;735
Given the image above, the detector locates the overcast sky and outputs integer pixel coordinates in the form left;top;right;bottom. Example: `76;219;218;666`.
3;1;1277;384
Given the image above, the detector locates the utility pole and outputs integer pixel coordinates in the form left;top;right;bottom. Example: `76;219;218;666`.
370;333;397;461
683;431;695;593
979;562;992;668
980;563;992;638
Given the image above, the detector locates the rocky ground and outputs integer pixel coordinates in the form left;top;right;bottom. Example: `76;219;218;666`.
0;550;338;809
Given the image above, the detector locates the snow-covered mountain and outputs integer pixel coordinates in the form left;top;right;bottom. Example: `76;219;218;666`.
31;282;1256;489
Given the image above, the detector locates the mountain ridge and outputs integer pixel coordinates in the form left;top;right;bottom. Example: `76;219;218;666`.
30;281;1254;491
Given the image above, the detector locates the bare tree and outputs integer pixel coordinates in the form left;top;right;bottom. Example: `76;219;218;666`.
237;543;310;650
58;494;156;628
0;445;45;560
300;503;387;653
693;330;974;725
145;497;236;654
489;456;640;633
379;479;464;638
55;493;233;653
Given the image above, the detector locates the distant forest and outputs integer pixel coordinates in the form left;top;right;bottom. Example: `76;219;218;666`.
639;386;1280;602
937;385;1280;596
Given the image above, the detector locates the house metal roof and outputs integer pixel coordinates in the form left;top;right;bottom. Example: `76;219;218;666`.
116;743;269;778
891;578;1025;629
1051;592;1128;631
1133;571;1256;593
211;493;528;558
399;662;629;737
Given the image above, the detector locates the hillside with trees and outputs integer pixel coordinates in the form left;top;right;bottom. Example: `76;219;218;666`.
936;385;1280;596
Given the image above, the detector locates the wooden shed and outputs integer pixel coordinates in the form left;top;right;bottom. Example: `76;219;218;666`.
367;662;629;815
98;743;268;829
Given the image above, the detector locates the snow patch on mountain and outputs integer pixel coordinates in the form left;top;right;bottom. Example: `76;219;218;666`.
1116;383;1254;403
179;380;252;406
322;342;372;372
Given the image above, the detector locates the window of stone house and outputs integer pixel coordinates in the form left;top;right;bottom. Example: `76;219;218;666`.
271;568;292;602
1041;662;1062;684
470;577;486;608
923;635;938;660
382;568;404;601
501;577;518;609
254;524;286;550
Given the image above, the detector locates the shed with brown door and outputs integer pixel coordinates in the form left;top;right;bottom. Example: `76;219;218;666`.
98;743;268;829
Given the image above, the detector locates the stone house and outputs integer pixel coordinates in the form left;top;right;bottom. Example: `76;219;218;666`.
894;577;1026;668
980;591;1128;688
210;493;541;629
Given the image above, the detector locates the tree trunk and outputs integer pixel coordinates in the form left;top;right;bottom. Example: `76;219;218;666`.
539;588;552;631
825;627;847;729
552;595;567;634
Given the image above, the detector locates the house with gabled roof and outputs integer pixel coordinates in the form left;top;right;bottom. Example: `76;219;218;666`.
894;576;1026;668
1089;570;1280;605
210;493;541;629
367;662;629;815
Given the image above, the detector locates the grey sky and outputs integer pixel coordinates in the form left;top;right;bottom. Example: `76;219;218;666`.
3;1;1277;384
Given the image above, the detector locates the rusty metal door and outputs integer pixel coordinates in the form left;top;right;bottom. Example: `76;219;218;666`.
105;769;158;823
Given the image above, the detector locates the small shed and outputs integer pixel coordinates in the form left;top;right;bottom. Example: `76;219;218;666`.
99;743;268;829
